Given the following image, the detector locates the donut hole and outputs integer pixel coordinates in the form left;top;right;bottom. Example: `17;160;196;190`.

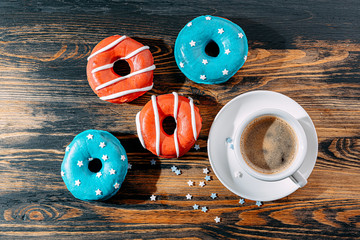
205;40;220;57
113;59;131;76
162;116;177;135
88;158;102;173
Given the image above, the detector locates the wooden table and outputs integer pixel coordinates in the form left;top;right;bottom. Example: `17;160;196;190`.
1;1;359;239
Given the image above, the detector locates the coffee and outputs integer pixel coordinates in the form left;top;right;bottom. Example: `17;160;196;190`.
240;115;297;174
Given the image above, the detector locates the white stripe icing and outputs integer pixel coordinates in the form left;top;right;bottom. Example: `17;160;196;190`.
87;35;127;61
172;92;179;158
91;46;150;74
152;95;161;156
136;112;146;148
95;65;156;91
99;83;153;101
121;46;150;60
188;97;197;140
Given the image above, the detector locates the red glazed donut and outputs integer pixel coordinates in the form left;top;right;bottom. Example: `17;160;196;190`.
136;93;202;158
87;35;155;104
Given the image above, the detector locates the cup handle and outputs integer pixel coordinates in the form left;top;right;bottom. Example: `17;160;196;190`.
290;170;307;188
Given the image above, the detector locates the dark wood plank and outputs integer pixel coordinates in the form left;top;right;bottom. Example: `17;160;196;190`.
0;0;359;239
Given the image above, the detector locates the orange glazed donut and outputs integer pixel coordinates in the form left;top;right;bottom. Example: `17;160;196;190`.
87;35;155;103
136;93;202;158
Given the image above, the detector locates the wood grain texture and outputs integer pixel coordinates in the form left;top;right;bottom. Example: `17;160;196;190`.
0;0;359;239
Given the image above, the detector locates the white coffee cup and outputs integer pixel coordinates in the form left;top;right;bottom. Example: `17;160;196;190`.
233;108;308;187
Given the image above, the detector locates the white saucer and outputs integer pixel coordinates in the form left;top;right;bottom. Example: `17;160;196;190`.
207;90;318;202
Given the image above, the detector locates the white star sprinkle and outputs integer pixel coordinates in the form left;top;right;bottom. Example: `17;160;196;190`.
244;55;248;61
239;199;245;204
203;168;209;174
75;180;81;186
95;189;102;195
234;171;242;178
199;181;206;187
222;69;229;75
201;206;208;213
202;59;208;65
256;201;262;207
175;169;182;175
187;180;194;186
189;40;196;47
186;194;192;200
205;175;211;181
121;155;126;161
225;49;231;55
87;134;93;140
109;169;116;175
102;155;108;161
214;216;221;223
218;28;224;34
88;157;93;161
194;144;200;150
193;204;199;210
77;161;83;167
200;75;206;80
187;22;192;27
210;193;217;199
179;62;184;68
150;159;156;165
171;166;178;172
114;182;120;189
96;172;102;178
205;16;211;20
128;163;132;169
238;32;244;38
66;146;70;152
99;142;106;148
61;171;65;177
150;195;156;201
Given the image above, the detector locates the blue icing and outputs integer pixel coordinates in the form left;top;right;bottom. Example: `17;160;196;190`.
174;15;248;84
61;129;128;201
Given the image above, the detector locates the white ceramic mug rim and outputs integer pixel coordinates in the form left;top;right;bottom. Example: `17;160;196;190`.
233;108;308;181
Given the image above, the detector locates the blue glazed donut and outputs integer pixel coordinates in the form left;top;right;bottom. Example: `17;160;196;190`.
174;15;248;84
61;130;128;201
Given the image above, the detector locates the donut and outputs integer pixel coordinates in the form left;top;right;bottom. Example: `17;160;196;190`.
87;35;155;103
174;15;248;84
61;130;128;201
136;92;202;158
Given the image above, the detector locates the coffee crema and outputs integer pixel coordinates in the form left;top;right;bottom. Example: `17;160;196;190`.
240;115;298;174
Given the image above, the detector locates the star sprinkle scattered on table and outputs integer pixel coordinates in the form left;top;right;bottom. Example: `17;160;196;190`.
128;163;132;170
187;180;194;186
204;175;211;181
210;193;217;199
203;168;209;174
150;195;156;201
256;201;262;207
214;216;221;223
175;169;182;175
171;166;178;172
239;199;245;205
199;181;206;187
193;204;199;210
186;193;192;200
201;206;208;213
194;144;200;150
150;159;156;165
234;171;242;178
